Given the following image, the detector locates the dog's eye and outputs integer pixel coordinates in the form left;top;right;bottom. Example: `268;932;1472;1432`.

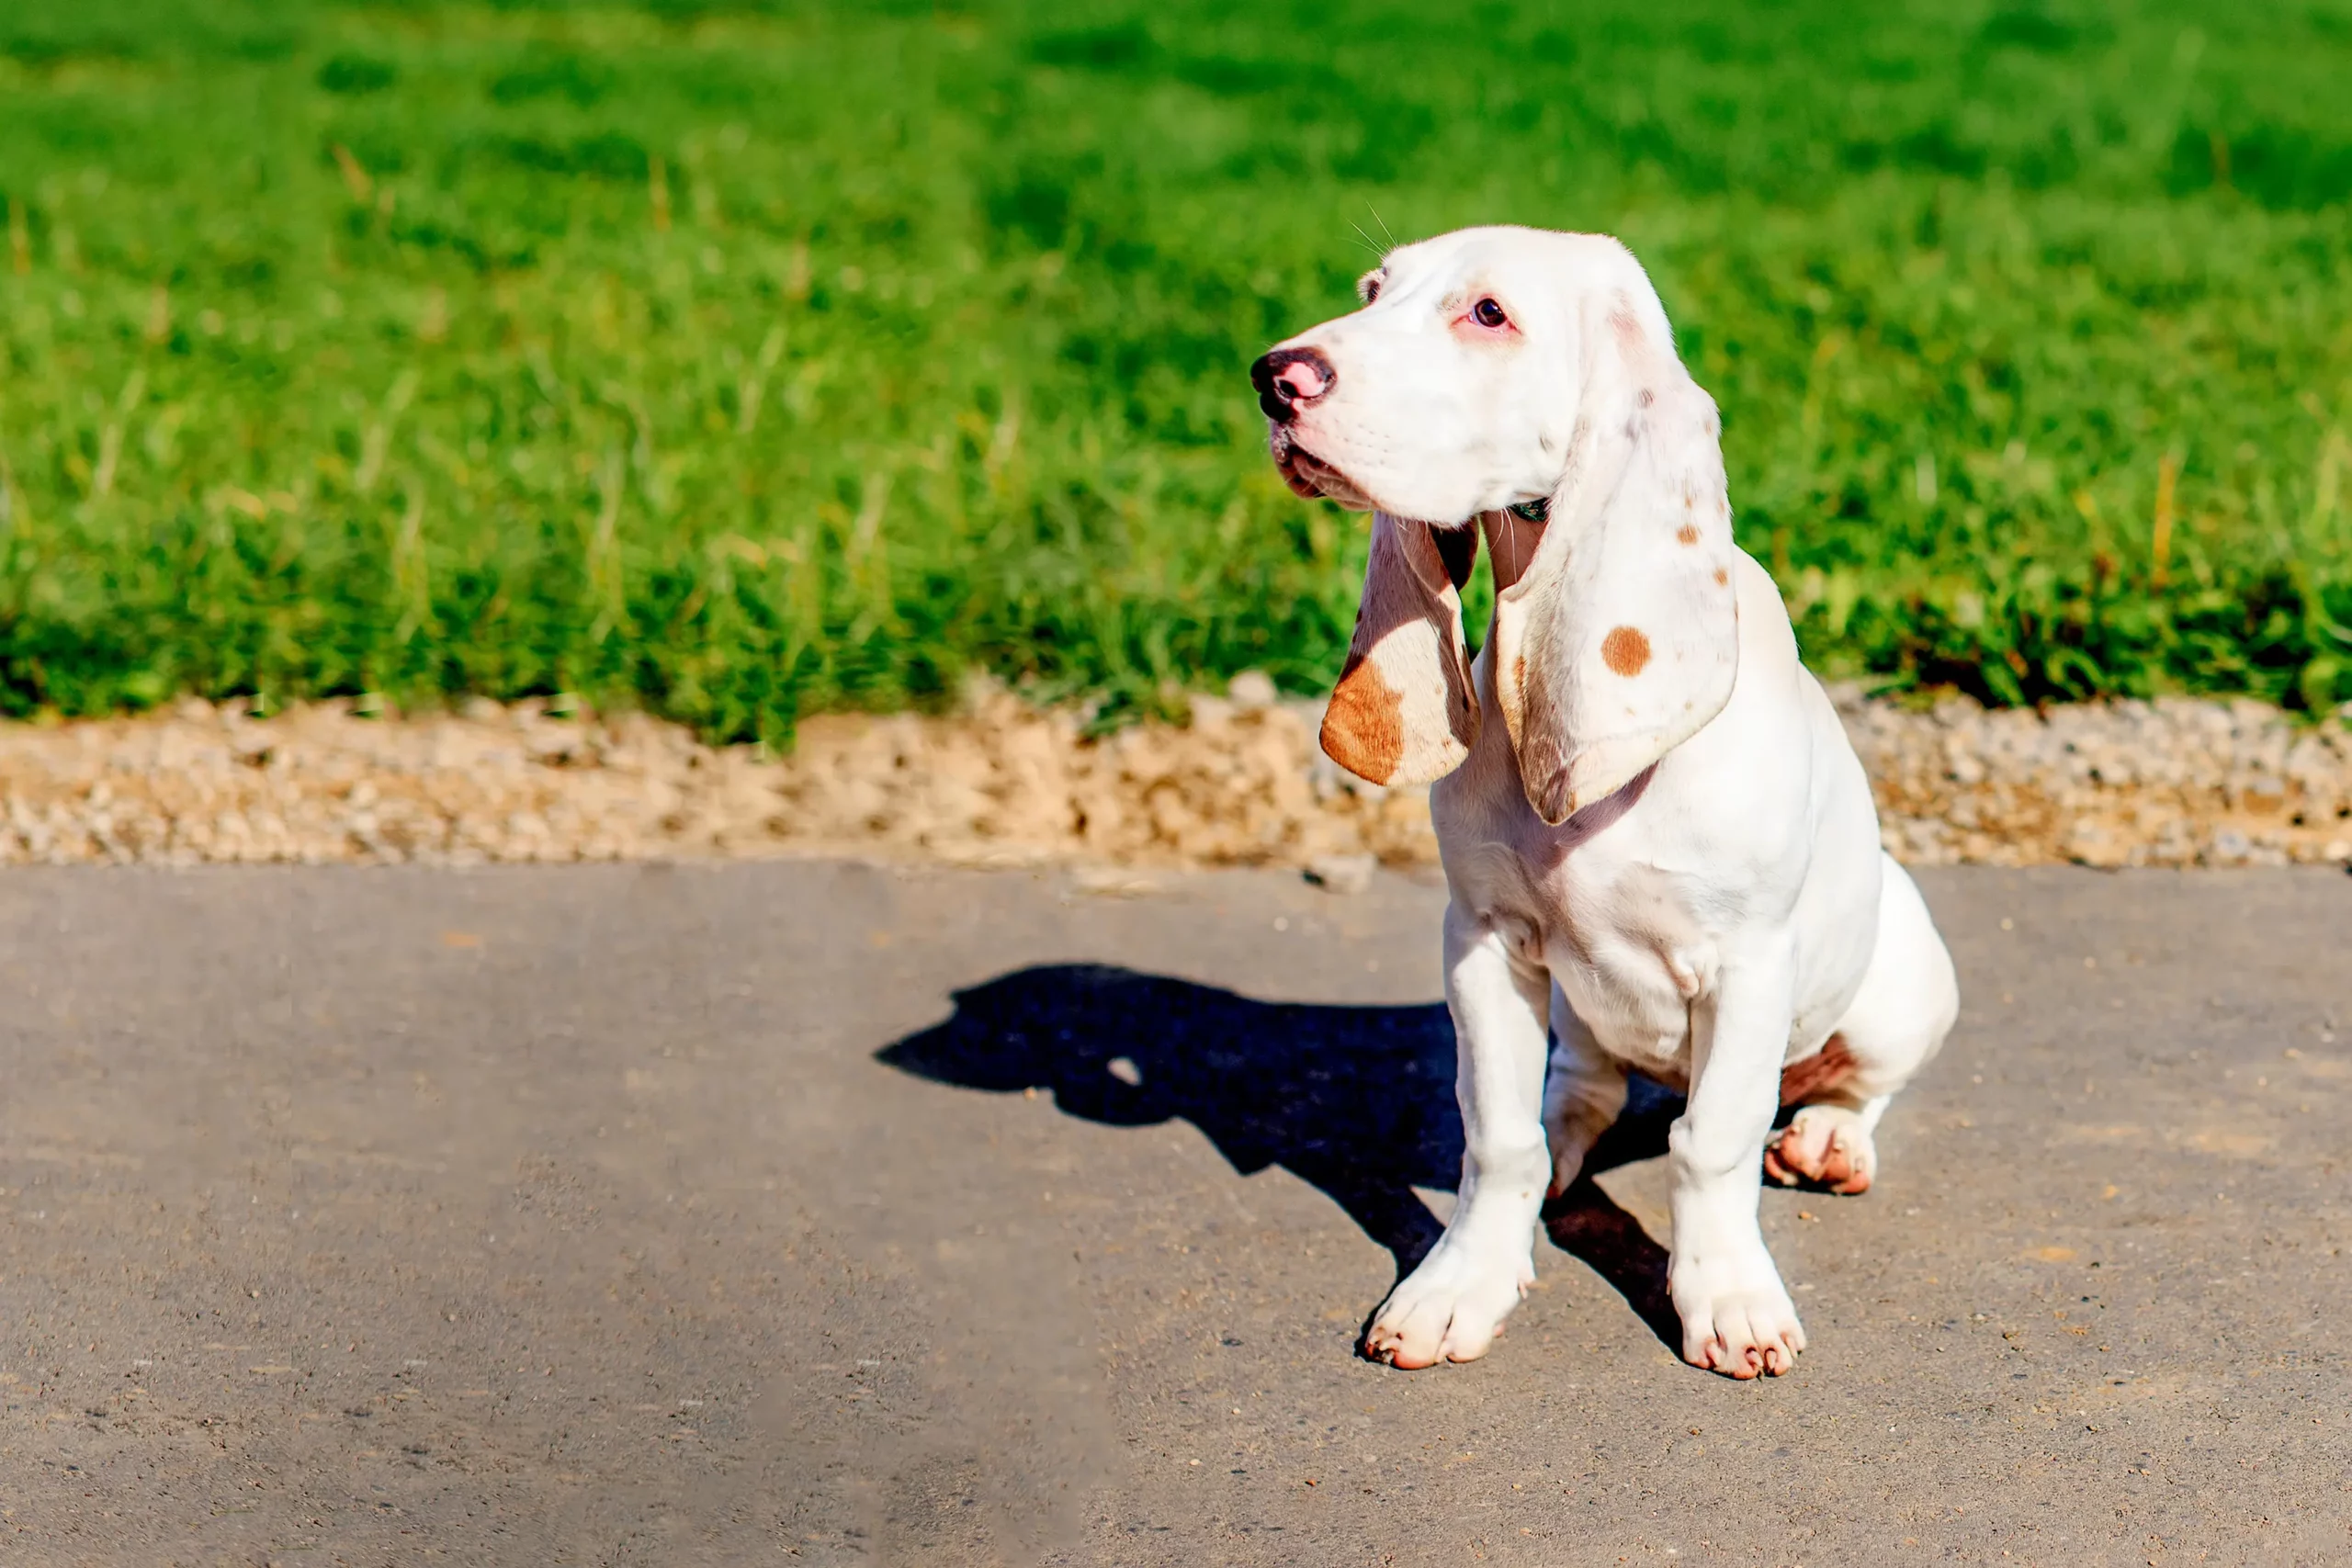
1472;298;1509;329
1357;270;1384;304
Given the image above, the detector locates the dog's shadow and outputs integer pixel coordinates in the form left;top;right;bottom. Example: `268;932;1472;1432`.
877;964;1685;1353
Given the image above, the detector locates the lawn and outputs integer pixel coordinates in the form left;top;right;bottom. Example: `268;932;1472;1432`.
0;0;2348;739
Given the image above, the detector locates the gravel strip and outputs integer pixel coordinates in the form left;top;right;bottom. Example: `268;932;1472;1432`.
3;681;2348;873
1842;688;2352;868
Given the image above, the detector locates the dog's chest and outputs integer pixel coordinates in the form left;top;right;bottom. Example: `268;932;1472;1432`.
1470;848;1709;1070
1560;865;1713;1068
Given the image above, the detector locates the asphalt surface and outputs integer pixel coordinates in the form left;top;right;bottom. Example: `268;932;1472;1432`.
1;863;2347;1566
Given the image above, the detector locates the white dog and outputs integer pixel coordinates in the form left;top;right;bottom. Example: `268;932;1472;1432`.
1250;226;1959;1379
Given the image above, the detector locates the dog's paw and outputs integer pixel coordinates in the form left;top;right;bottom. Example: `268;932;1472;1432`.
1763;1104;1877;1195
1676;1275;1806;1380
1363;1243;1532;1370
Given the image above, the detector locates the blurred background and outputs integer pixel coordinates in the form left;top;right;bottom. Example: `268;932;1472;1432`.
0;0;2346;742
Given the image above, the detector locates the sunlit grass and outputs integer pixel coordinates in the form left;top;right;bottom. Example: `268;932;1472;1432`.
0;0;2347;739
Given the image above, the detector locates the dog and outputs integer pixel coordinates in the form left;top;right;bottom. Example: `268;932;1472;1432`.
1249;226;1959;1379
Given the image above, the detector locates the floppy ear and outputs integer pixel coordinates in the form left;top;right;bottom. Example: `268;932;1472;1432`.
1319;512;1481;787
1490;294;1740;825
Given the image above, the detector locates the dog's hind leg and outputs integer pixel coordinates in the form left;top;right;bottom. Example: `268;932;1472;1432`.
1543;991;1628;1196
1766;854;1958;1196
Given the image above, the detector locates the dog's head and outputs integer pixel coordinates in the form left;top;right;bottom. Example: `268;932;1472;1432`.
1252;226;1739;824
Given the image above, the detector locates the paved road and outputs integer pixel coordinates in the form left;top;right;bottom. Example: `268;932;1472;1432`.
1;863;2347;1565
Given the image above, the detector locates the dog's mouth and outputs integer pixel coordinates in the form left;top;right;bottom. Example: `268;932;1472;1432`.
1268;425;1374;512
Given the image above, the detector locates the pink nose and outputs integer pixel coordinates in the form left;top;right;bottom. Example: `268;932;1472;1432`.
1273;360;1329;400
1250;346;1338;423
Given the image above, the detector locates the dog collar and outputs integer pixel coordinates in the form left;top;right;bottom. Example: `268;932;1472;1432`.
1507;498;1550;523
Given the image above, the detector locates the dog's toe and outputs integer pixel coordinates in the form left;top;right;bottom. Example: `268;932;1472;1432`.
1363;1243;1529;1370
1765;1106;1877;1195
1681;1288;1806;1381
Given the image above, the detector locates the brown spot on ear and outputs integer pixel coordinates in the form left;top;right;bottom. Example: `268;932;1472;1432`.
1676;524;1700;546
1320;650;1404;784
1600;625;1651;677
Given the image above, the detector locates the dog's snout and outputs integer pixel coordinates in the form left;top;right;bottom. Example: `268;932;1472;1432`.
1250;347;1337;423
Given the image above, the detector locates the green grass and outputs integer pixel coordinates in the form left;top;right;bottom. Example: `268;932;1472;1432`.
1;0;2348;738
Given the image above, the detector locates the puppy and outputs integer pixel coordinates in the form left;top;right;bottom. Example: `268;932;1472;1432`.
1250;226;1959;1379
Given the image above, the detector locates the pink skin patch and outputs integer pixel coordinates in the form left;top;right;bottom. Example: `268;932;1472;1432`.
1272;359;1330;400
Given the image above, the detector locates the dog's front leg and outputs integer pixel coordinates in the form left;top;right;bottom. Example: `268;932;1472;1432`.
1668;946;1806;1379
1363;903;1551;1369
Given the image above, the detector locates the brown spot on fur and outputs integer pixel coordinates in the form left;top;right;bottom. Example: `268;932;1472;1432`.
1676;524;1700;546
1319;649;1404;784
1600;625;1650;677
1779;1033;1858;1107
1713;567;1729;586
